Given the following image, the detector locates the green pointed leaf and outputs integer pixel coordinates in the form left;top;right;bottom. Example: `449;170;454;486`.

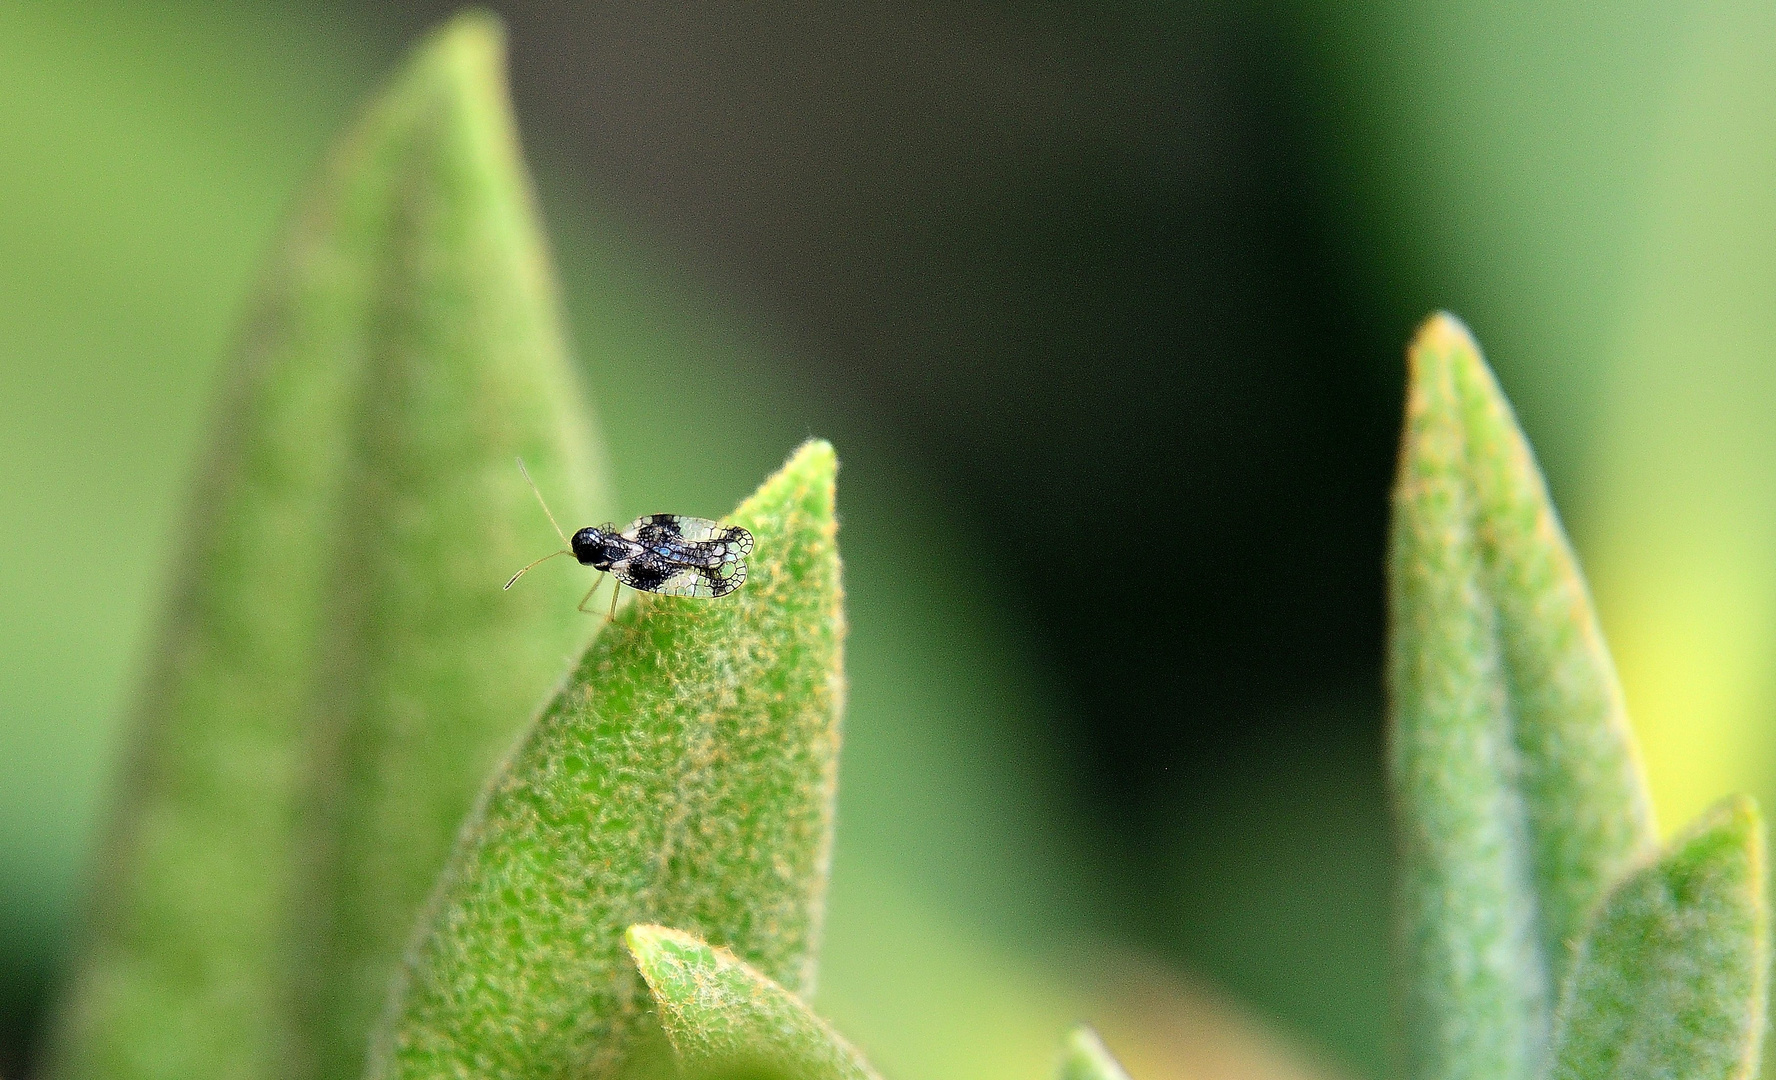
625;924;879;1080
1549;796;1769;1080
42;14;608;1080
371;440;845;1080
1056;1025;1132;1080
1387;313;1657;1080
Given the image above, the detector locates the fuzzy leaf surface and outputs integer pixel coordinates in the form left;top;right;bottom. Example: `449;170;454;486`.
40;15;608;1080
1550;796;1768;1080
1056;1025;1132;1080
1387;313;1656;1080
626;924;878;1080
372;440;845;1080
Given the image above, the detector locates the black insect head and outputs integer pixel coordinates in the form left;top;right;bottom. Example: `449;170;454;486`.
571;525;625;570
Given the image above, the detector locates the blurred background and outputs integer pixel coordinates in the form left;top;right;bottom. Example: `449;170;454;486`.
4;0;1776;1077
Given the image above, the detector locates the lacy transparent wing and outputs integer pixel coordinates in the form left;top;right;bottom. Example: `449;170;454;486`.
614;558;747;599
623;516;752;568
623;516;754;557
623;514;723;543
612;516;752;599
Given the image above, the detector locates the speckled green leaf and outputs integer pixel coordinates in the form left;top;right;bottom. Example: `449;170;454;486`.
1549;795;1768;1080
625;924;877;1080
1388;313;1657;1080
1055;1025;1132;1080
41;15;608;1080
371;440;845;1080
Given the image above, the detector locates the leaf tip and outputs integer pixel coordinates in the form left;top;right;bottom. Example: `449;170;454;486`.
415;8;508;76
1700;791;1762;835
624;923;685;965
1058;1024;1133;1080
736;439;839;531
781;438;838;493
1674;794;1766;888
1408;310;1481;365
382;9;512;133
1403;310;1485;406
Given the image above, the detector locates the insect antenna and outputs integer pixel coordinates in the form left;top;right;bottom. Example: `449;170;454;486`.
505;549;571;591
515;456;569;545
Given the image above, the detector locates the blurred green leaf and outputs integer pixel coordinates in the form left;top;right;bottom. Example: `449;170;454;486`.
1056;1025;1132;1080
41;13;608;1080
1550;795;1768;1080
371;440;844;1080
1387;313;1657;1080
626;924;878;1080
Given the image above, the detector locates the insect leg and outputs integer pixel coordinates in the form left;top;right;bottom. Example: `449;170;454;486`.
577;571;606;614
606;582;622;622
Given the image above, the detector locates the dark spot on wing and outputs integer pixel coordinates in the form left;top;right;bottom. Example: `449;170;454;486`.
700;560;747;597
616;556;673;594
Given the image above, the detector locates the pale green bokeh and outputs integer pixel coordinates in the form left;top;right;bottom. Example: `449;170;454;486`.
1583;1;1776;834
0;0;380;964
1312;0;1776;839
